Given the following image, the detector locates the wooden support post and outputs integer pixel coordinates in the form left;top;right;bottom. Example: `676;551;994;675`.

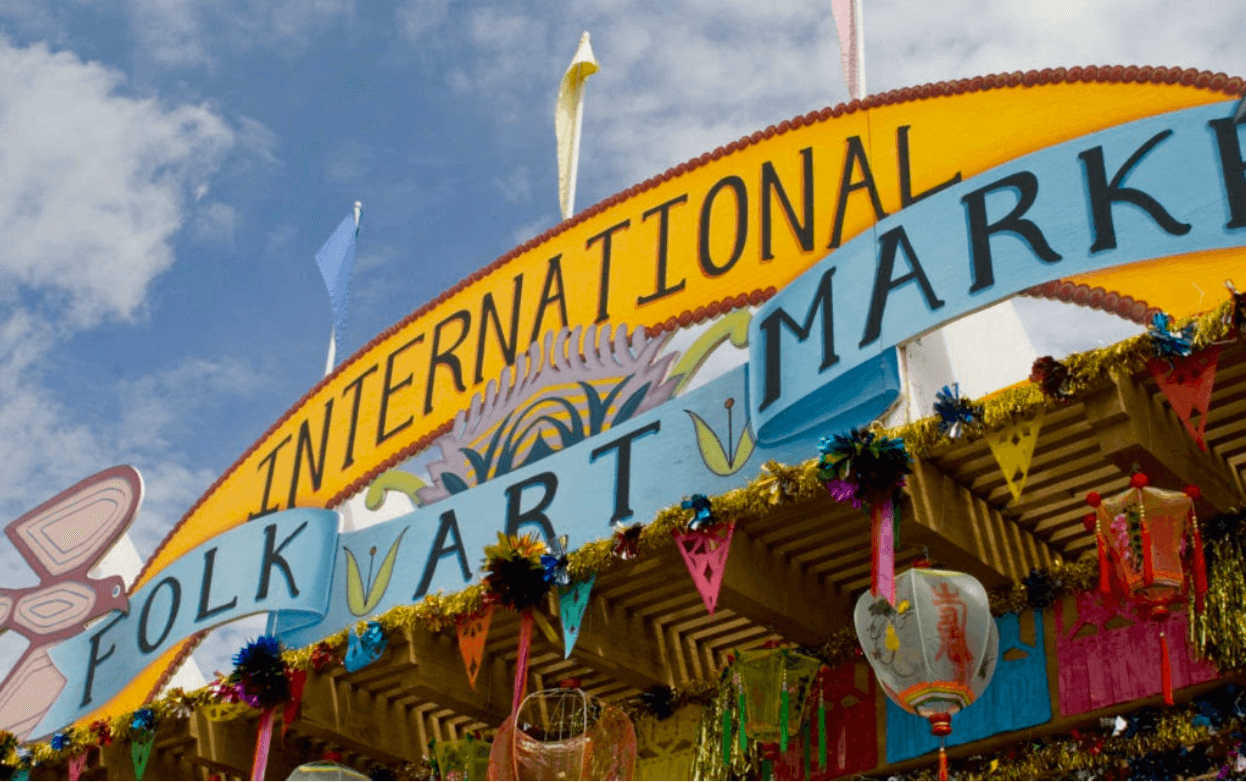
906;455;1057;587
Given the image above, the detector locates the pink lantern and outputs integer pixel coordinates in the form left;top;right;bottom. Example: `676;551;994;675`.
854;566;998;780
1084;474;1206;704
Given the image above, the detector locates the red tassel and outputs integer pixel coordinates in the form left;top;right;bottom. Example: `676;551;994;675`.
1192;511;1208;612
1160;632;1174;706
938;745;948;781
513;609;535;715
870;501;896;604
1142;518;1154;585
1097;533;1111;595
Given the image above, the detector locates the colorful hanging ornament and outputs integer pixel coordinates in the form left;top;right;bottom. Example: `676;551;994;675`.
987;414;1043;502
672;520;736;614
1148;311;1196;363
1086;476;1207;705
1149;346;1219;451
310;641;339;672
90;719;112;746
129;709;157;780
933;384;982;439
1224;280;1246;333
344;620;387;672
558;574;595;657
681;494;715;530
457;605;494;689
483;533;550;715
67;752;87;781
612;522;643;559
817;429;912;604
854;565;999;781
1030;355;1073;403
728;648;821;755
50;731;71;751
228;635;291;782
541;534;572;588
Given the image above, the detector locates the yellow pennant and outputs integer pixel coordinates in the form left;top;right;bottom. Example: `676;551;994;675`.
987;414;1043;502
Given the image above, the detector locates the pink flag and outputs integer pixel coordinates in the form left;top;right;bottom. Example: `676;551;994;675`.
831;0;865;101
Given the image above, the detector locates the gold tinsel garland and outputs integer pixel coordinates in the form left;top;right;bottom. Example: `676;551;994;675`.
7;299;1238;770
1191;523;1246;671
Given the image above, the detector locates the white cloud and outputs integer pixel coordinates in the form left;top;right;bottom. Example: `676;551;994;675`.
193;201;238;241
0;38;234;326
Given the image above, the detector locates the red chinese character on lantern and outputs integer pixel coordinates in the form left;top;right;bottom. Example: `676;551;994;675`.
932;583;972;682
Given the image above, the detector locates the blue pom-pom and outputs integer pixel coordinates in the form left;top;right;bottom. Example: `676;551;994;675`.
681;495;714;530
233;635;282;671
131;707;156;732
50;732;70;751
1148;311;1195;359
933;384;982;439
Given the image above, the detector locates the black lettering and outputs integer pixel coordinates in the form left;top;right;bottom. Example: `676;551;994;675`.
413;510;473;599
1079;129;1192;253
638;195;688;305
340;364;378;469
531;255;569;341
256;521;307;600
860;226;945;347
761;147;814;259
699;176;748;275
137;576;181;654
424;311;471;415
249;435;292;519
287;398;334;508
898;125;961;207
504;472;558;543
758;267;839;411
474;275;524;384
962;171;1063;292
1209;117;1246;229
195;547;237;623
829;135;888;248
590;421;662;523
586;220;631;323
377;334;424;443
81;611;125;707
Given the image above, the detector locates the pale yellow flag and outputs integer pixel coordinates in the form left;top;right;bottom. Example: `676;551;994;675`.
987;414;1043;502
556;31;598;220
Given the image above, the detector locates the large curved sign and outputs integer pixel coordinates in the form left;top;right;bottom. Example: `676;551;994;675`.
14;67;1246;734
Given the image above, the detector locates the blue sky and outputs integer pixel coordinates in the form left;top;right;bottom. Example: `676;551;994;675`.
0;0;1244;678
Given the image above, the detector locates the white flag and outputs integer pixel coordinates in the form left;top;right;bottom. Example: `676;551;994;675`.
556;31;599;220
831;0;865;101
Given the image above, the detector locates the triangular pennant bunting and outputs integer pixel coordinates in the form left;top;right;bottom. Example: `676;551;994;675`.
559;575;595;657
672;521;736;613
131;731;155;780
11;769;28;781
457;605;494;689
987;413;1044;502
1150;347;1220;450
68;753;87;781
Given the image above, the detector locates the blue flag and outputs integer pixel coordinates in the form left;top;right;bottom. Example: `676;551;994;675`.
315;213;358;342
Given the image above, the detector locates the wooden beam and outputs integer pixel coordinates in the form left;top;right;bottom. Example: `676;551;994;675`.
546;592;672;691
906;455;1057;588
1083;369;1243;515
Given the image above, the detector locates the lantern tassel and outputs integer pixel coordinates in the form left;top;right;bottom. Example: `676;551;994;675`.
1160;631;1174;706
780;688;789;752
818;689;827;770
938;738;948;782
1142;518;1155;585
722;702;732;766
1097;533;1111;595
512;609;535;715
737;688;748;753
1192;509;1208;612
871;500;896;604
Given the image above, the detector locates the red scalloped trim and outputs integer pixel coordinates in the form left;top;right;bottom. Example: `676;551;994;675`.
132;64;1246;673
1021;279;1158;324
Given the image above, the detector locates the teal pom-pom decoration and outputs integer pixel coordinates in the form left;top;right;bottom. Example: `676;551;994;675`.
816;429;911;501
131;707;156;732
682;494;715;530
1148;311;1194;359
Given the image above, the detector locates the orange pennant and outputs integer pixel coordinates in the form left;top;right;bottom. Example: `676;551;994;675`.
457;605;494;689
672;521;736;613
1149;347;1220;450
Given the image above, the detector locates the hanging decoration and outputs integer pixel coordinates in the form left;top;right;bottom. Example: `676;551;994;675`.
483;532;550;715
67;751;87;781
727;648;821;756
1224;281;1246;334
1148;311;1196;363
1029;355;1073;403
681;494;715;530
129;708;157;780
986;414;1043;503
228;635;291;782
817;429;912;604
310;641;339;672
672;518;736;614
344;620;387;672
456;605;495;689
611;521;643;560
541;534;572;587
558;574;595;657
488;687;636;780
854;565;999;781
932;384;982;439
1086;475;1207;705
283;668;307;742
1149;346;1220;451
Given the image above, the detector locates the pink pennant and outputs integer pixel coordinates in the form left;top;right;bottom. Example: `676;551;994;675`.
1149;347;1219;450
68;752;87;781
871;501;896;604
251;707;277;781
672;521;736;614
